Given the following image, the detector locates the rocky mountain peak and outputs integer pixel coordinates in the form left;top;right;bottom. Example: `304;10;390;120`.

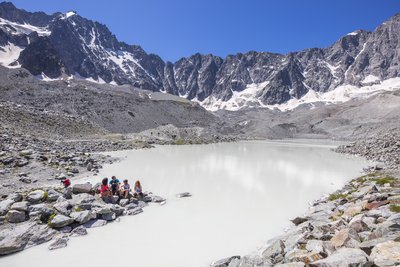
0;3;399;110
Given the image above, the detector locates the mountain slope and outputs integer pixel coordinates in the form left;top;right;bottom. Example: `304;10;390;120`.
1;2;400;110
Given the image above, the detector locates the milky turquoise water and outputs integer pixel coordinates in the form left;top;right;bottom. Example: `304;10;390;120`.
1;140;370;267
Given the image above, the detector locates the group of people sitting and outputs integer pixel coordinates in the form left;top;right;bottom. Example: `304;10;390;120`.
99;176;144;199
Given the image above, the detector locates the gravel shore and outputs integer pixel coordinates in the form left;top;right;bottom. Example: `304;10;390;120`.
212;132;400;267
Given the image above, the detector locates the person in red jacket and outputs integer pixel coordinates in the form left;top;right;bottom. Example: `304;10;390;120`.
62;179;71;188
100;177;112;198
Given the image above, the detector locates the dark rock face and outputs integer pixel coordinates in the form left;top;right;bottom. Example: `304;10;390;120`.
19;37;65;77
1;2;400;107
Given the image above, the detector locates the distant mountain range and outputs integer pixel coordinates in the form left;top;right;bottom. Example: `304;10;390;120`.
1;2;400;110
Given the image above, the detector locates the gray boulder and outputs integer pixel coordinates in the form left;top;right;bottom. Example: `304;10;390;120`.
59;226;72;233
69;210;96;224
119;199;129;207
72;183;92;194
29;203;55;221
83;219;107;228
63;187;72;199
0;199;15;216
126;207;143;216
8;193;23;202
53;200;71;215
70;226;87;237
70;193;96;206
7;210;26;223
110;204;124;216
49;215;74;228
26;190;45;203
236;255;270;267
125;203;138;210
151;195;166;203
310;248;370;267
0;222;56;255
176;192;192;198
370;240;400;267
211;256;240;267
47;189;62;202
48;237;68;250
101;212;116;221
10;201;29;212
262;239;285;259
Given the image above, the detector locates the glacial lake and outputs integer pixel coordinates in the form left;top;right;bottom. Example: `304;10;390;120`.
1;140;370;267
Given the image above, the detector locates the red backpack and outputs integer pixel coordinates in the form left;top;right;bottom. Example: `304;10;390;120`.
62;179;71;188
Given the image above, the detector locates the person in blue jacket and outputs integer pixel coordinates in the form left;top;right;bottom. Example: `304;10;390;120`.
109;176;120;195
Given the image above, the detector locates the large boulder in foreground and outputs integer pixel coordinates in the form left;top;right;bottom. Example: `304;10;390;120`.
370;240;400;266
72;183;92;194
7;210;26;223
49;215;74;228
0;222;56;255
310;247;370;267
26;190;46;203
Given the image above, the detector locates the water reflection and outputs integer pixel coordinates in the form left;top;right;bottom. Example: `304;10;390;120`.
1;140;369;267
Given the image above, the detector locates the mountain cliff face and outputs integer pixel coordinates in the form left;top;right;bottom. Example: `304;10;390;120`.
1;2;400;110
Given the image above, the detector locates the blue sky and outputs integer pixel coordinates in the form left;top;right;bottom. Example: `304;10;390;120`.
7;0;400;62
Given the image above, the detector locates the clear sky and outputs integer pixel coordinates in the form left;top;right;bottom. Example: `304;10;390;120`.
7;0;400;62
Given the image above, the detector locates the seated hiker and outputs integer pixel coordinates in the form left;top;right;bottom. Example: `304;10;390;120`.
120;179;131;198
100;178;112;198
109;176;120;195
133;180;144;199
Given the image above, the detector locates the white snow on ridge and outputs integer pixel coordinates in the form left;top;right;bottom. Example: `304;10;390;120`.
0;18;51;36
361;74;380;84
65;11;76;18
265;77;400;111
347;31;359;36
198;78;400;112
198;81;269;111
106;50;157;82
0;43;23;68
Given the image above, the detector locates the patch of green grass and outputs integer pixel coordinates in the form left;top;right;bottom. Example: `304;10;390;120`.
330;210;344;221
328;193;348;201
367;172;380;177
174;139;186;145
43;191;48;200
298;243;307;250
389;205;400;213
47;213;56;226
373;176;395;186
74;206;82;212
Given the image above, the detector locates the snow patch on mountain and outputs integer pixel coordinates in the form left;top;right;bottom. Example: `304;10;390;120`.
0;43;23;68
198;81;269;111
347;31;359;36
60;11;76;20
362;74;380;84
198;78;400;112
268;77;400;111
0;18;51;36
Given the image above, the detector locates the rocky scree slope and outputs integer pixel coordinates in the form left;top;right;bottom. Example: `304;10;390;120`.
0;67;224;136
1;2;400;109
215;88;400;140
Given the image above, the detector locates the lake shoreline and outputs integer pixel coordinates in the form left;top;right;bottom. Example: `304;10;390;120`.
212;132;400;267
0;136;398;266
